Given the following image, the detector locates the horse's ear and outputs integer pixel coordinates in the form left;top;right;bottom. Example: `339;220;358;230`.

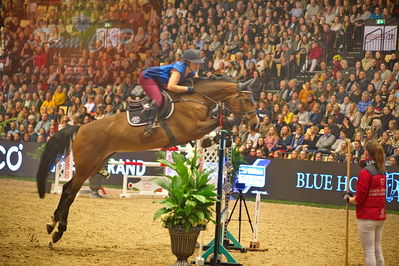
247;77;258;91
237;78;254;91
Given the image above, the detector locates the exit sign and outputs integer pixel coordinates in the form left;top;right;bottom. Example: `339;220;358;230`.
376;19;385;24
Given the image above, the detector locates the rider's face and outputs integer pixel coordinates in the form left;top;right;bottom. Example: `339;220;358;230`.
189;62;200;71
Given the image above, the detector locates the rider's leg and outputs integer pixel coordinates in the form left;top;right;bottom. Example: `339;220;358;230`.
139;73;162;135
139;73;163;107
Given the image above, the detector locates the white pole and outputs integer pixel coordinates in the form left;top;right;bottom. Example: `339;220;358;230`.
122;174;128;197
252;192;261;243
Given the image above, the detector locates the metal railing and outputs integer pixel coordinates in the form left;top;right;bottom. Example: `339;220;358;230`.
363;19;398;51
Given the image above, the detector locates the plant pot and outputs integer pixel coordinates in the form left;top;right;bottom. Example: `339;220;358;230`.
168;226;202;266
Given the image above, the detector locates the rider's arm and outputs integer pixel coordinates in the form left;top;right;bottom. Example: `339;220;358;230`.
167;70;190;92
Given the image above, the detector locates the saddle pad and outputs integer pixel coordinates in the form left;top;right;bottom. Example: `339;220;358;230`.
127;90;174;127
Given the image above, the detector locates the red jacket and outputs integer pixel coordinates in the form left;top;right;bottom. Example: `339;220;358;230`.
34;52;47;68
309;46;324;62
355;161;386;220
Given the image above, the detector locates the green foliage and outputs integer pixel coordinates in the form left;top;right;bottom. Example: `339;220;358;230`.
231;146;247;179
0;117;18;134
152;150;218;232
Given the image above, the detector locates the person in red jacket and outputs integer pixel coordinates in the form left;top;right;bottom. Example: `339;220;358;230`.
301;42;325;73
344;140;386;266
34;47;47;68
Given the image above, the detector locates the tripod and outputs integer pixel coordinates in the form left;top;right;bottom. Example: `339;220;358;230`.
226;189;254;243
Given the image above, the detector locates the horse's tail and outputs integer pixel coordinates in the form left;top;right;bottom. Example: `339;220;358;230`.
36;125;80;198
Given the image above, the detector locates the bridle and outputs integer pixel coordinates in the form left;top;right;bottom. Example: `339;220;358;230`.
174;78;257;125
191;89;257;125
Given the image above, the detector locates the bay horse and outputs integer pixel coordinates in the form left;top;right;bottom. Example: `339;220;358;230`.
36;78;258;243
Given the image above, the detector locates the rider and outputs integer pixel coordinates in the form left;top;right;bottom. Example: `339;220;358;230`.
139;49;204;136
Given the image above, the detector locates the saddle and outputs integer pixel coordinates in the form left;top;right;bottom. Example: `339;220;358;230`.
126;90;174;127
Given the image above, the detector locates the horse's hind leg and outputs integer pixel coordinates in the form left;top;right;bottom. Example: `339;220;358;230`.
52;174;86;243
46;181;72;234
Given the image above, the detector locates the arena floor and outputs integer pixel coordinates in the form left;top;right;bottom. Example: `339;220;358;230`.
0;178;398;266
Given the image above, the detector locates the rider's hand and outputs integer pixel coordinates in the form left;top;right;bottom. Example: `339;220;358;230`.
186;86;195;94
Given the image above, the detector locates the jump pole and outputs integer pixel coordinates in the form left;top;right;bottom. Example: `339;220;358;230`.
248;193;267;252
344;139;352;266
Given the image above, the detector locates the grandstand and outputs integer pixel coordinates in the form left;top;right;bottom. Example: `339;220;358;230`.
1;0;399;165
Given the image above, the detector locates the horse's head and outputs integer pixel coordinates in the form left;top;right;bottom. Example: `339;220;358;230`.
192;77;259;128
226;79;259;129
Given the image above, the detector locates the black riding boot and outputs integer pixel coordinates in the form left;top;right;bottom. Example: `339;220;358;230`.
144;102;158;136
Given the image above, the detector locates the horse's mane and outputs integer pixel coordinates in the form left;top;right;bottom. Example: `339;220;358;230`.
180;74;236;86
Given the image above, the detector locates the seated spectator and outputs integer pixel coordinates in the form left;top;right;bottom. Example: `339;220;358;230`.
37;134;46;143
307;103;323;128
372;94;385;115
357;91;373;114
53;86;66;107
272;125;292;152
388;156;397;166
298;82;314;104
7;121;19;135
247;124;261;148
301;42;324;72
282;104;294;125
314;125;336;154
313;152;323;161
326;154;336;162
297;102;310;126
40;92;56;114
331;131;349;154
289;150;299;159
380;107;395;132
272;150;283;159
264;126;279;152
287;125;304;152
379;131;394;157
360;105;376;130
259;115;273;137
341;117;355;139
298;150;309;160
335;141;349;163
34;112;50;134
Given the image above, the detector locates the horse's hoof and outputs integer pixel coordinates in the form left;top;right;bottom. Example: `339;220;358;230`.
52;231;62;243
46;224;55;234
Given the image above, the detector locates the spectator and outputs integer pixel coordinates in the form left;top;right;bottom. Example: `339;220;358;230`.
35;112;50;134
53;86;66;107
40;92;56;114
357;91;373;114
302;42;324;73
314;125;336;154
298;82;314;104
272;125;292;152
247;124;261;148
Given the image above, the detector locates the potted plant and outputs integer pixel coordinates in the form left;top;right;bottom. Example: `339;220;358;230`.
152;150;218;266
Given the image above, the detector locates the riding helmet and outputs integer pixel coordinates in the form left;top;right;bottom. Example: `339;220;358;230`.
182;49;204;64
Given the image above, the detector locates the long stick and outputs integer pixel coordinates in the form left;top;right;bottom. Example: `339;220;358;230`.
213;129;226;266
345;139;352;266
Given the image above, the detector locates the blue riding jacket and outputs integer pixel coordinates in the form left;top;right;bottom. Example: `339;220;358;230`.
142;61;195;86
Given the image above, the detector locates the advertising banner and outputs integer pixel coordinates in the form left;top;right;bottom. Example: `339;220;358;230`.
1;141;398;210
241;158;399;211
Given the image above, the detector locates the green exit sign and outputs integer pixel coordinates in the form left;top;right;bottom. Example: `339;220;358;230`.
376;19;385;24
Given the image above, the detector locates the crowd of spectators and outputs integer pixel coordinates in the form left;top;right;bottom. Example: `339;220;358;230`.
1;0;399;166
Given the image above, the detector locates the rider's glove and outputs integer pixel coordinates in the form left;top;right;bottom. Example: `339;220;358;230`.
186;86;195;94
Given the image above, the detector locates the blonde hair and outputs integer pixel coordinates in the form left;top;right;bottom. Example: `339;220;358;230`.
365;140;386;172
